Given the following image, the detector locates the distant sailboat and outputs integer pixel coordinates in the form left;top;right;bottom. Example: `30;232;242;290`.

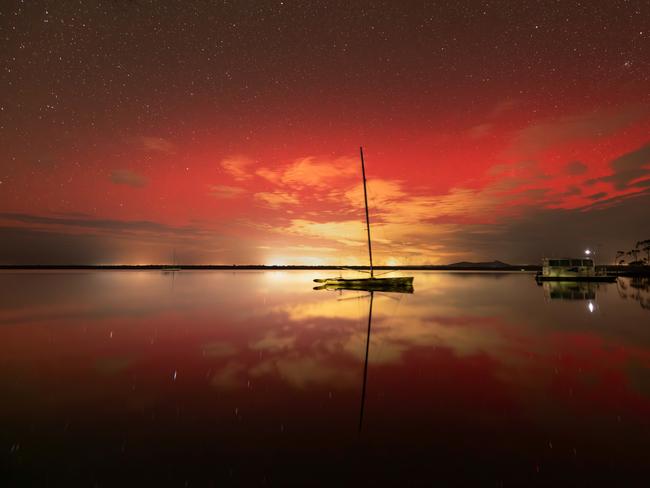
314;147;414;292
164;249;182;272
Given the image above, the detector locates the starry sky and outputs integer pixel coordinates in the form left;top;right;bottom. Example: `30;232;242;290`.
1;0;649;265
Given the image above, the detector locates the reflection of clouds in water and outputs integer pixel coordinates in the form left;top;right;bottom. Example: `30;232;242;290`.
373;316;505;361
252;356;358;389
209;354;359;391
202;342;237;358
210;361;247;389
95;356;135;375
626;360;650;399
274;277;509;366
250;332;296;352
4;271;650;408
277;298;366;322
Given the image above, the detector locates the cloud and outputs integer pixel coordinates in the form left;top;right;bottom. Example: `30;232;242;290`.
455;190;650;263
489;99;519;117
264;144;650;263
0;214;257;265
486;160;549;183
511;105;648;155
262;170;537;262
221;156;253;181
208;185;245;199
0;226;125;265
255;167;279;184
110;169;147;187
560;185;582;197
565;161;588;175
257;156;357;189
343;179;407;213
139;136;175;154
0;212;202;237
467;123;492;139
254;191;299;208
281;219;368;246
587;143;650;190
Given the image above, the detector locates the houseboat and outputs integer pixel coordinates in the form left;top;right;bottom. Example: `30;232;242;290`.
535;257;616;282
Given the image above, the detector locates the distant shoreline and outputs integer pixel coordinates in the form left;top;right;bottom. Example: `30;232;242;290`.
2;265;650;279
0;264;539;271
2;264;649;276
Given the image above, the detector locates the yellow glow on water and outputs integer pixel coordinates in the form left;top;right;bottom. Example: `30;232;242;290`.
264;271;289;281
265;256;327;266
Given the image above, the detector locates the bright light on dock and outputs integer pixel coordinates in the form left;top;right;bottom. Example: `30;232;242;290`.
584;249;592;255
587;302;595;313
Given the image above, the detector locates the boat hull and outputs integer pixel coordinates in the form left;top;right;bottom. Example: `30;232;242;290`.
313;276;414;292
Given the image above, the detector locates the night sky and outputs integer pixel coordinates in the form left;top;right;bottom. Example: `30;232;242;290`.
1;0;648;265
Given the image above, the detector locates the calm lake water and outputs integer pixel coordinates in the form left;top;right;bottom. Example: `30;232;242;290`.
1;270;649;485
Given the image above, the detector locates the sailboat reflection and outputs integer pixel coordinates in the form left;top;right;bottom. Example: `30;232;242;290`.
359;291;374;433
315;283;412;433
315;272;413;431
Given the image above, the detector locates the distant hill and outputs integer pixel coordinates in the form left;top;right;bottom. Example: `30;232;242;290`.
447;260;512;268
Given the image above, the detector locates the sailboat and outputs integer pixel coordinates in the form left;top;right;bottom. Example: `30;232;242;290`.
313;147;414;292
163;249;182;272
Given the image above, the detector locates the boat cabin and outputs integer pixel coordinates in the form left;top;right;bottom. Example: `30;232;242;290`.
541;258;595;278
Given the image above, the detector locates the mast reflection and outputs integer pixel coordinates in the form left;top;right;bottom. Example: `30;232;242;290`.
359;291;374;433
314;281;413;433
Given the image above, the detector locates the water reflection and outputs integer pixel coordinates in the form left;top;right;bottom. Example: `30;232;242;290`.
1;271;650;484
617;277;650;310
541;281;598;300
358;292;374;433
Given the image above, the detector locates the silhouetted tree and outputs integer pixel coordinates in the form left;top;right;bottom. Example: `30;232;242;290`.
637;239;650;264
628;247;641;264
617;240;649;266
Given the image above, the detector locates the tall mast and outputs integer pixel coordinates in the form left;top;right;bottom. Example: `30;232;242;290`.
360;146;374;278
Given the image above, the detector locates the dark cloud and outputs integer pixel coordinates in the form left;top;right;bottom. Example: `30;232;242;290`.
137;136;175;154
0;213;262;264
0;212;202;236
0;224;254;265
634;179;650;188
0;226;123;265
467;123;492;139
561;185;582;196
587;192;607;200
565;161;588;175
511;105;648;155
441;190;650;264
0;225;211;265
587;143;650;190
110;169;148;187
521;188;549;199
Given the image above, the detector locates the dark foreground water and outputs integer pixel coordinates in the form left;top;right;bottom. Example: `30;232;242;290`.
1;271;649;486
